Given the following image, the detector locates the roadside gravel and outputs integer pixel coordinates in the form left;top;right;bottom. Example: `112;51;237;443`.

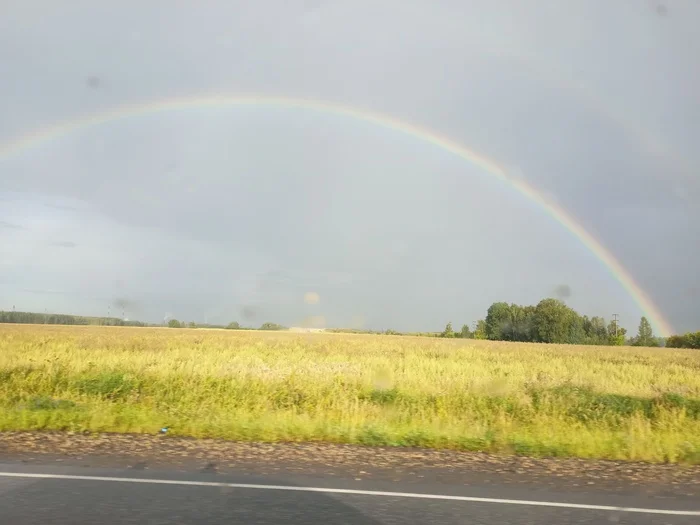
1;432;698;497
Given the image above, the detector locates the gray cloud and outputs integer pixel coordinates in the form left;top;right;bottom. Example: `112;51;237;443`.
50;240;77;248
554;285;573;301
86;76;101;90
22;288;72;296
112;297;135;310
44;203;80;212
0;1;698;334
0;221;25;230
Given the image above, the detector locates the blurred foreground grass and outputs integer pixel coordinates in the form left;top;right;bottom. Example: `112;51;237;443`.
1;324;699;463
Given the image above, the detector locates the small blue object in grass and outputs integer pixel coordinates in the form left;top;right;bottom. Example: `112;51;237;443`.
160;427;169;434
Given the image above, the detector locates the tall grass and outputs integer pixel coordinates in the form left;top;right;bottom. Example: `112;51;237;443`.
1;324;699;463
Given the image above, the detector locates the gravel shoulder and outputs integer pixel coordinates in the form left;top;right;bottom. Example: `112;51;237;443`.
1;432;698;498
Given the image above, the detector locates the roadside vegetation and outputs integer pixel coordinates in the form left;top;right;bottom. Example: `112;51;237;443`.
2;324;699;464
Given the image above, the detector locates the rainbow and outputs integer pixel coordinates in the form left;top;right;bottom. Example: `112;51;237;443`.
475;46;696;191
0;93;675;336
497;48;696;189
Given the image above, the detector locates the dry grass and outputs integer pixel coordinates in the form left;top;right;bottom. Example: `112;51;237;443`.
1;324;699;463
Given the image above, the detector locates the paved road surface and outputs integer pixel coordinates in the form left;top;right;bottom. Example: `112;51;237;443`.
1;461;698;524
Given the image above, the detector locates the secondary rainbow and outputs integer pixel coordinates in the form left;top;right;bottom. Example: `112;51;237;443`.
492;47;696;189
0;93;675;336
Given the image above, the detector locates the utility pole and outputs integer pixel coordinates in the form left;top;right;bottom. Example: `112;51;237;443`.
612;314;619;336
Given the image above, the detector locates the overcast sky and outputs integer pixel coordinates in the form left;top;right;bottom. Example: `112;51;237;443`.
1;1;698;334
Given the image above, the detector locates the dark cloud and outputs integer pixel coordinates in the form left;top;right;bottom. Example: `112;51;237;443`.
554;284;572;301
110;297;142;318
654;3;668;16
86;76;101;89
0;1;698;334
240;306;259;321
112;297;129;308
112;297;138;310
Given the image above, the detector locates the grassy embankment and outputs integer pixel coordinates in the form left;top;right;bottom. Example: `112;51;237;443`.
1;324;699;463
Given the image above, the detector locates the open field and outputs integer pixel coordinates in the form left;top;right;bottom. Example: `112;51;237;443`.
1;324;699;463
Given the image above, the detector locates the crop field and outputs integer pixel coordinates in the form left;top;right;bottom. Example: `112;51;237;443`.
1;324;699;463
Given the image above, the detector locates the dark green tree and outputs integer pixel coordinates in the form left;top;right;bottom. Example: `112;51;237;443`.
485;302;512;340
226;321;241;330
441;322;455;338
666;335;682;347
583;316;608;345
533;298;576;343
566;313;586;344
260;322;285;331
508;304;537;342
460;323;472;339
473;320;487;340
633;316;658;347
607;320;627;346
167;319;182;328
691;332;700;348
666;332;700;349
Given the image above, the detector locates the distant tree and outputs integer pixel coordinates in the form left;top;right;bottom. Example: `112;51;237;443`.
188;321;196;329
666;335;682;348
607;320;627;346
441;322;455;338
167;319;182;328
483;303;534;342
460;323;472;339
260;322;285;331
0;310;153;327
533;298;576;344
566;313;586;345
666;332;700;349
226;321;241;330
509;304;537;342
583;316;608;345
688;332;700;348
473;319;487;340
485;302;511;340
632;316;659;347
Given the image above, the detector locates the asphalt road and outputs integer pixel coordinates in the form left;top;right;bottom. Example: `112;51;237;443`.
1;461;699;524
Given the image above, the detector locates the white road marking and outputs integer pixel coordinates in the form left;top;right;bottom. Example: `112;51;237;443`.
0;471;698;516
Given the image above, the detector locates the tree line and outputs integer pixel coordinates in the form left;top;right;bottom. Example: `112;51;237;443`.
0;310;147;327
438;298;700;348
665;332;700;349
476;298;632;346
0;310;286;331
1;304;698;348
166;319;286;331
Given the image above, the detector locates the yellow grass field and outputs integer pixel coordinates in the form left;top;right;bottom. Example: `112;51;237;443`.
1;324;699;463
